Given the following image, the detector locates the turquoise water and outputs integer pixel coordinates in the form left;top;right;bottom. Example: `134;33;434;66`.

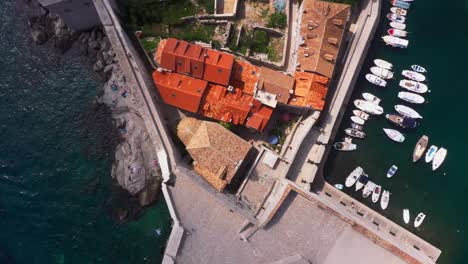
324;0;468;263
0;1;171;263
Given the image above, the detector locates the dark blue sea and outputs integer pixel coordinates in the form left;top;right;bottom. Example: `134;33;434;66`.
0;1;171;263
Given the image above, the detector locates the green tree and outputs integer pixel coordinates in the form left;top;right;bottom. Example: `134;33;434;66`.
267;12;287;29
251;30;269;53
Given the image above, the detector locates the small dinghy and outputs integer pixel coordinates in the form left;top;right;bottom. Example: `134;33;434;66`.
354;99;384;115
362;92;381;105
386;113;417;129
387;13;406;23
383;128;405;143
374;59;393;69
425;145;438;163
366;74;387;87
388;28;408;37
355;174;369;191
399;80;428;94
345;166;364;187
334;184;344;190
413;135;429;162
382;35;409;48
370;66;394;79
345;128;365;139
391;0;411;9
414;213;426;228
334;137;357;151
432;147;447;171
390;7;407;16
411;65;427;73
380;190;390;210
351;116;365;125
353;110;370;120
387;165;398;178
403;209;410;224
402;70;426;82
390;21;406;30
398;91;425;104
351;122;363;131
395;105;423;119
362;181;376;198
372;185;382;203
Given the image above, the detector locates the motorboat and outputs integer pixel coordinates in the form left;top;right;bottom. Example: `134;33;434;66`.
351;115;365;125
413;135;429;162
345;128;365;139
403;209;410;224
432;147;447;171
365;74;387;87
372;185;382;203
345;166;364;187
353;109;370;120
402;70;426;82
425;145;438;163
414;213;426;228
385;113;418;129
380;190;390;210
354;99;384;115
383;128;405;143
362;181;376;198
387;13;406;23
374;59;393;69
398;91;425;104
334;184;344;190
334;137;357;151
388;28;408;37
351;122;363;131
399;80;428;94
390;21;406;30
399;0;414;2
390;7;408;16
355;174;369;191
370;66;393;79
411;65;427;73
395;105;423;119
387;165;398;178
382;35;409;48
362;92;381;105
391;0;411;9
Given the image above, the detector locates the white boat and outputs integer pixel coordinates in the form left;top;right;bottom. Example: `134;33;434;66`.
380;190;390;210
382;35;409;48
413;135;429;162
399;80;428;94
411;65;427;73
403;209;410;224
353;109;370;120
345;128;366;139
398;91;425;104
334;184;344;190
425;145;438;163
390;7;408;16
414;213;426;228
362;181;376;198
395;105;423;119
372;185;382;203
351;116;365;125
390;21;406;30
387;13;406;23
387;165;398;178
383;128;405;143
354;99;384;115
388;28;408;37
399;0;414;2
333;139;357;151
345;166;364;187
351;122;363;131
432;147;447;171
362;92;381;105
370;66;394;79
402;70;426;82
374;59;393;70
355;174;368;191
365;74;387;87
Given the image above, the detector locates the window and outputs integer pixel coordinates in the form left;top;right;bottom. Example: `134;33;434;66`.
238;66;243;72
177;61;182;66
171;93;176;97
217;69;223;73
194;65;198;70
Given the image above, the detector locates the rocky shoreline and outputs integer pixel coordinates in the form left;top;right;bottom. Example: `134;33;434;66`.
22;0;163;221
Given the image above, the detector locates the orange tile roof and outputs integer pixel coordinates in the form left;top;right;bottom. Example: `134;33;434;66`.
203;49;235;86
231;60;260;95
289;71;329;110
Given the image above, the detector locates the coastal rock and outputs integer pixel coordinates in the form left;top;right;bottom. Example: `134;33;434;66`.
103;64;114;77
93;59;104;72
30;26;48;44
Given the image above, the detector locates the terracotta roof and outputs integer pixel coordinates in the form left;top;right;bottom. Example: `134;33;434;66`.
153;70;208;113
231;60;259;95
257;67;295;105
203;49;235;86
297;0;350;78
288;71;329;110
177;117;252;192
